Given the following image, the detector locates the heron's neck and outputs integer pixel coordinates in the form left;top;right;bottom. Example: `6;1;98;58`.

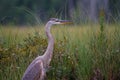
42;22;54;65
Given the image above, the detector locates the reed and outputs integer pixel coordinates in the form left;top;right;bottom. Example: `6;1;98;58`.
0;24;120;80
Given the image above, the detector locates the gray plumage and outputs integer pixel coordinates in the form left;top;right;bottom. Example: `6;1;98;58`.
22;18;71;80
22;56;45;80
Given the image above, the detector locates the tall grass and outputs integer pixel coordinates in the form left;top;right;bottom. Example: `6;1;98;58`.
0;24;120;80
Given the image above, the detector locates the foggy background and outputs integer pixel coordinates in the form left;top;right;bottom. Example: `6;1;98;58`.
0;0;120;25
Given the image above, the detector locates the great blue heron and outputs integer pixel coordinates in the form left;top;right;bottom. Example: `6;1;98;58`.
22;18;71;80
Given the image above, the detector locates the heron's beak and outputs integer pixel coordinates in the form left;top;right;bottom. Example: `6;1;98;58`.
60;20;72;24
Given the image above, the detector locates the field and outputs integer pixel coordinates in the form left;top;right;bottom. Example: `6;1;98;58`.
0;24;120;80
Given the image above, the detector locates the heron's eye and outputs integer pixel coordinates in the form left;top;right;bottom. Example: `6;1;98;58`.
55;20;59;22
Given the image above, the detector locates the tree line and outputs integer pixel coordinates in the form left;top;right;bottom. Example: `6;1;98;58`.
0;0;119;25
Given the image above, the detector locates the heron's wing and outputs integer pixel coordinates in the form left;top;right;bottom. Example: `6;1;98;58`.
22;60;44;80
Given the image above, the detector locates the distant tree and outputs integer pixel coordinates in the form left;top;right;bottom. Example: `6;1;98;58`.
109;0;120;21
0;0;120;25
77;0;109;23
68;0;77;18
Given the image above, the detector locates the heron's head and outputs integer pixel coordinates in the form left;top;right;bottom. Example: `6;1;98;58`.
49;18;72;25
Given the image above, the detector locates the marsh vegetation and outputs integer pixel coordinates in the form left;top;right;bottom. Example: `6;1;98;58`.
0;23;120;80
